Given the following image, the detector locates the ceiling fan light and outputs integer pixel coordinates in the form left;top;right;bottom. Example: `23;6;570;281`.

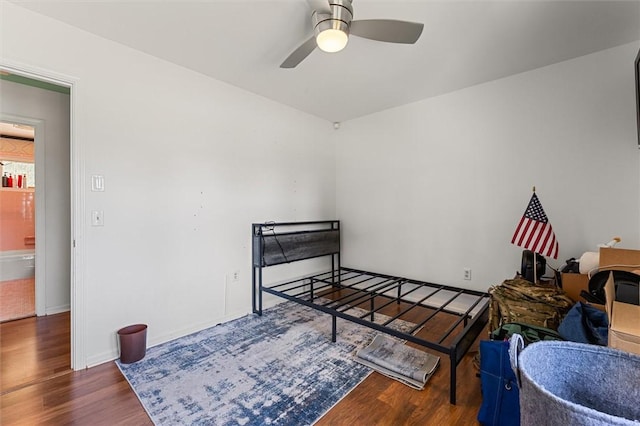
316;29;349;53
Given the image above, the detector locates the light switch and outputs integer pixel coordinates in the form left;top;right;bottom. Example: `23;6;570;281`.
91;175;105;192
91;210;104;226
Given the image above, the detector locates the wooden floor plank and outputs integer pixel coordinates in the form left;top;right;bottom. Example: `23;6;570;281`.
1;312;71;394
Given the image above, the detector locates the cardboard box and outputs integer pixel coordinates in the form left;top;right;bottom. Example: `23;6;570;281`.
561;273;589;303
561;273;605;310
600;248;640;355
604;271;640;354
600;247;640;274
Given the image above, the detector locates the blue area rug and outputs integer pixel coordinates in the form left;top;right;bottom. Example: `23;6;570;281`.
117;300;413;425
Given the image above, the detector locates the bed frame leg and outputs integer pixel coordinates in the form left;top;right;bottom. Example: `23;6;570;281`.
370;299;375;322
449;352;457;405
332;315;337;343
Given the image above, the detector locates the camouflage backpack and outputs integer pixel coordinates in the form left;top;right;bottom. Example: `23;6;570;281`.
488;278;574;332
491;322;563;346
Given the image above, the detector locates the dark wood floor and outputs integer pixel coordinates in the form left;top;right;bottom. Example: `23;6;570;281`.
1;304;486;425
317;289;487;425
1;312;71;395
1;312;153;425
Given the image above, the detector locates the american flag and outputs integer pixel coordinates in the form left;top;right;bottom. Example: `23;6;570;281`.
511;193;559;259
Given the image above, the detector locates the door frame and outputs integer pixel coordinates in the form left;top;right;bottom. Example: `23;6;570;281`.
0;115;46;316
1;60;84;369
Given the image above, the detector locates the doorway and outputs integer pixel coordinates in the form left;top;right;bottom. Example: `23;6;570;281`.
0;121;37;322
0;66;77;371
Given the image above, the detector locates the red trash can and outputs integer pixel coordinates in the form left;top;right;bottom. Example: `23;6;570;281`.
117;324;147;364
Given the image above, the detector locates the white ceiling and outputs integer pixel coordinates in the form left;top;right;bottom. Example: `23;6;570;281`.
11;0;640;123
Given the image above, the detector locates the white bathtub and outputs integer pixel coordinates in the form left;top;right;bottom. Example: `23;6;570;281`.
0;250;36;281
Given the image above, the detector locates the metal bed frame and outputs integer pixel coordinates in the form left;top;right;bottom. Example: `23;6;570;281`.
252;220;489;404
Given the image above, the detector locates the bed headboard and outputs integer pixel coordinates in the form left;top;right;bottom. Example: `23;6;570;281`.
252;221;340;267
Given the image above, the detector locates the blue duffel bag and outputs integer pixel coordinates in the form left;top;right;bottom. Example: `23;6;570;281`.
477;339;520;426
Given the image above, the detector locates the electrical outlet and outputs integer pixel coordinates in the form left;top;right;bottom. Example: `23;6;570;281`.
91;210;104;226
463;268;472;280
232;270;240;283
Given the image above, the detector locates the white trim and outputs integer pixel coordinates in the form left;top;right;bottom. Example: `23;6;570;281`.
46;305;71;315
70;76;86;370
85;311;248;368
0;60;85;370
0;114;46;316
35;120;46;316
0;60;74;90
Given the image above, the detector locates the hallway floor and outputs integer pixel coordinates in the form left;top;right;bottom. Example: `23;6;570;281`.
0;312;151;425
0;278;35;322
0;311;70;394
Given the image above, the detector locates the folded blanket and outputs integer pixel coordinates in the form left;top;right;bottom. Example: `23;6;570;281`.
355;334;440;390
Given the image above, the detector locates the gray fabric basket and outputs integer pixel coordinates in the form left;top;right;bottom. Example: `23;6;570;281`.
516;341;640;425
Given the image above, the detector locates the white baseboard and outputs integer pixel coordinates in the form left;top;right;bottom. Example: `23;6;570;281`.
85;311;252;369
45;304;70;315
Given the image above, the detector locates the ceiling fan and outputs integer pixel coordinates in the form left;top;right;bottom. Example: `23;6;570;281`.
281;0;424;68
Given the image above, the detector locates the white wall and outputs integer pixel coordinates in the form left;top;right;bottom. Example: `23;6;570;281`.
2;3;336;366
4;1;640;368
336;42;640;292
0;80;71;314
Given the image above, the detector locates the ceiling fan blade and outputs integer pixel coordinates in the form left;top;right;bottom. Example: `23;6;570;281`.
280;36;318;68
350;19;424;44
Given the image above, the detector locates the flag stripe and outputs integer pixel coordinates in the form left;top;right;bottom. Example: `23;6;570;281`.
524;221;542;249
511;217;526;244
538;225;551;252
517;219;533;246
534;225;551;255
547;230;556;257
